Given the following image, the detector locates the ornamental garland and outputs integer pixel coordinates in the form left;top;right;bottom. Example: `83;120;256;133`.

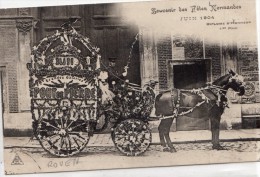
102;81;156;122
178;100;206;116
29;27;101;76
160;86;228;120
123;33;140;77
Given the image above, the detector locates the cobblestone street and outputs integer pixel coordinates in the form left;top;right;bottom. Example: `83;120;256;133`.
5;141;260;155
71;141;260;154
3;129;260;175
4;140;260;174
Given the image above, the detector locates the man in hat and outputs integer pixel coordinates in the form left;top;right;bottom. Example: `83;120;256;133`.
107;57;120;89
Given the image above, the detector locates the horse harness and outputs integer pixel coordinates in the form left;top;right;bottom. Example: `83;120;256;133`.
160;86;228;120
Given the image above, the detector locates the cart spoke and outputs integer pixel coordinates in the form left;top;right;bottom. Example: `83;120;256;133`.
66;120;75;129
67;135;72;151
60;116;64;129
52;136;60;146
69;122;87;131
42;121;59;130
72;137;81;150
64;136;69;153
70;132;89;143
37;133;58;140
54;119;60;128
60;137;64;149
73;136;85;144
66;114;82;129
75;133;87;141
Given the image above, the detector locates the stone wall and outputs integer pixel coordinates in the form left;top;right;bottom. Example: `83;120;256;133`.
156;35;223;90
157;33;172;90
205;43;221;81
0;8;34;113
0;19;19;113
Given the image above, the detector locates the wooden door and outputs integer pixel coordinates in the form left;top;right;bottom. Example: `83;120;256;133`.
36;5;83;44
86;4;140;84
37;4;141;84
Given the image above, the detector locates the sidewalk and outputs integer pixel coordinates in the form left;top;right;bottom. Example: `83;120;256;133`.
4;129;260;148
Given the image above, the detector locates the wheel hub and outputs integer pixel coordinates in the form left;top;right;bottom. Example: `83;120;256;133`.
58;128;67;136
129;135;136;142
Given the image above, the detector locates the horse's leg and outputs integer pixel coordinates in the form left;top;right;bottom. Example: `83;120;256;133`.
211;115;225;150
158;120;167;150
164;133;176;152
159;118;176;152
158;130;167;148
164;118;176;152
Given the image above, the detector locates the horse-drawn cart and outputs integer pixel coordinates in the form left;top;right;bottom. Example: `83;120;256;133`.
27;20;246;157
27;23;154;157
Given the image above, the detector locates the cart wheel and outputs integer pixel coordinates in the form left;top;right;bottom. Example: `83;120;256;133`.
112;119;151;156
35;118;90;157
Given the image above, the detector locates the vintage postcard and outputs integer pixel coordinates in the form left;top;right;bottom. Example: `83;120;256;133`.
0;0;259;175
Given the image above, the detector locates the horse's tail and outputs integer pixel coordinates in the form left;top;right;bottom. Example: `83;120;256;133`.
154;93;163;116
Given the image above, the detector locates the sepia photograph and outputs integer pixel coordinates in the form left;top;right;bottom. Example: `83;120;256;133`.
0;0;259;175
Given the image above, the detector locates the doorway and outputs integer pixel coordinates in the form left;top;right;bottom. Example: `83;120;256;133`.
173;62;207;89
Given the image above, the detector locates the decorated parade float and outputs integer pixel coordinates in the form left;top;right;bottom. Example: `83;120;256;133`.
27;17;246;157
27;20;155;157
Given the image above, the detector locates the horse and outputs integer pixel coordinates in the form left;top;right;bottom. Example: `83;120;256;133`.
154;70;245;152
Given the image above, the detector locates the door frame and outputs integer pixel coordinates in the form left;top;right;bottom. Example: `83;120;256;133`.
167;58;212;89
0;66;8;114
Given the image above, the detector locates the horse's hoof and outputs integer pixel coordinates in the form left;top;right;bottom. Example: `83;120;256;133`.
169;148;177;153
163;147;177;153
163;147;170;152
212;145;226;150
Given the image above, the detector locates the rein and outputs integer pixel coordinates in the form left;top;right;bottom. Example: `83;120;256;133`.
160;85;228;120
154;85;226;93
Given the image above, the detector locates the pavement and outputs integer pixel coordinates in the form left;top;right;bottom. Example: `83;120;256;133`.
3;129;260;148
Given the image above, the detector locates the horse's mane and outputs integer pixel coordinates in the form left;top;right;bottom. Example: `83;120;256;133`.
212;74;231;86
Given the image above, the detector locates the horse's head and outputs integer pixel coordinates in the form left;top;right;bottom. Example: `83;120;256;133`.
213;69;245;96
225;69;245;96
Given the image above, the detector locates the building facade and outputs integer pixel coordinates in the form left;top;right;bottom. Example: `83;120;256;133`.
0;4;259;135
